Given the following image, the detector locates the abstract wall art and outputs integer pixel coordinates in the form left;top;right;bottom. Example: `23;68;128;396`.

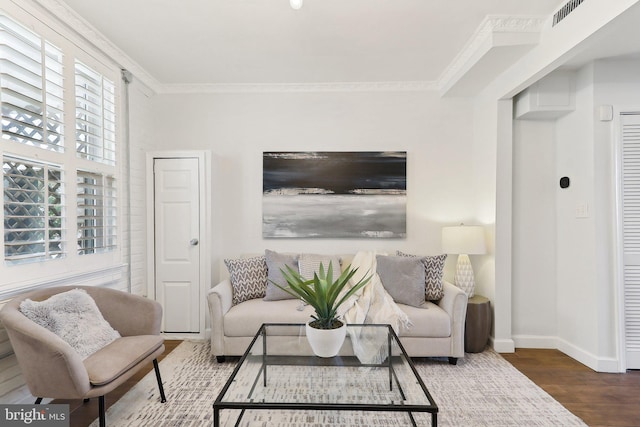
262;151;406;238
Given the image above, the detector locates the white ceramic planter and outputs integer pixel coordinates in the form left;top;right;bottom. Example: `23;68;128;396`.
305;321;347;357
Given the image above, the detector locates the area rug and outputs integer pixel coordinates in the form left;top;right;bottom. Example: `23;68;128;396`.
90;341;586;426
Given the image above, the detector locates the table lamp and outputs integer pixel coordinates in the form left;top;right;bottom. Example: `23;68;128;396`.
441;224;486;297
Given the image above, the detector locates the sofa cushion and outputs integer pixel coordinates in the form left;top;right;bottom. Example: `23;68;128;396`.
84;335;164;386
19;289;121;359
397;251;447;301
375;255;426;307
264;250;299;301
399;302;451;338
298;253;342;279
224;255;268;304
224;299;315;337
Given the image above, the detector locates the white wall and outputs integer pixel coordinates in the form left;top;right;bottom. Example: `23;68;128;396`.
149;91;477;283
554;59;640;370
510;59;640;371
473;0;640;368
512;118;557;344
128;79;157;296
555;64;600;363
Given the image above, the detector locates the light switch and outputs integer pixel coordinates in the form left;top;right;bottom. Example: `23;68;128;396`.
576;202;589;218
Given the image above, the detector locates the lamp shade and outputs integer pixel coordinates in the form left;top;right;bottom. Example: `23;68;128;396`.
441;225;486;255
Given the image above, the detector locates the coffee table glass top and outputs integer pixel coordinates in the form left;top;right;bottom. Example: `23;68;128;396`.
213;323;438;426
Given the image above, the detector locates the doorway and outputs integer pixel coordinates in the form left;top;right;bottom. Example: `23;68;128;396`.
147;152;210;337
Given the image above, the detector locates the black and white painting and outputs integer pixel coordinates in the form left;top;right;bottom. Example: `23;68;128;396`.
263;151;406;238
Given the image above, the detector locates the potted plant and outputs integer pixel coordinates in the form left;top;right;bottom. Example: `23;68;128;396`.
274;261;371;357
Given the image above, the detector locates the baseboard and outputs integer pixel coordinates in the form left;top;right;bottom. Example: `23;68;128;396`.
161;332;206;340
511;334;623;373
492;337;515;353
556;337;622;373
512;334;558;349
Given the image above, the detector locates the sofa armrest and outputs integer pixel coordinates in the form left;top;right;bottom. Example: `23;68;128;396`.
0;309;90;398
207;280;233;356
438;281;468;358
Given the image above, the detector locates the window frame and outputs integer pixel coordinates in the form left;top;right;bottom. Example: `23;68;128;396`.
0;6;124;296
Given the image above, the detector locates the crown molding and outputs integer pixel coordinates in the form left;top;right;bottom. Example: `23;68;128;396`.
437;15;548;93
31;0;162;93
158;80;438;94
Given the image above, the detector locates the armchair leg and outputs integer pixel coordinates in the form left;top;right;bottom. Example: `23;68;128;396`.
153;359;167;403
98;396;105;427
448;357;458;365
216;356;226;363
34;397;42;404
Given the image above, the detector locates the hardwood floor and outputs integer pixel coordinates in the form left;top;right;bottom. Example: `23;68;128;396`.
502;348;640;427
60;343;640;426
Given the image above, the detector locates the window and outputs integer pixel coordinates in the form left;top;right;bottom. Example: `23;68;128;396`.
0;15;64;152
0;10;121;287
77;171;116;255
3;156;64;263
75;61;116;165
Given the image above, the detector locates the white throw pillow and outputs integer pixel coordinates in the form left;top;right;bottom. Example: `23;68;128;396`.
20;289;121;359
298;253;342;279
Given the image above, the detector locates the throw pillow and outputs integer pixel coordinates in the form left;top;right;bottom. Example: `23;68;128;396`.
375;255;426;307
224;255;268;305
264;249;299;301
397;251;447;301
19;289;121;359
298;253;342;279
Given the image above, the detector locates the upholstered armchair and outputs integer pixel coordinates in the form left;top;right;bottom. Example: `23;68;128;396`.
0;286;167;427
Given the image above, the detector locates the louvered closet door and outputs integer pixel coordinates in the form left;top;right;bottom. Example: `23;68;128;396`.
622;113;640;369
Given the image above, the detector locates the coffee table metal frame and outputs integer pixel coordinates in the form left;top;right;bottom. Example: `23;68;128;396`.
213;323;438;426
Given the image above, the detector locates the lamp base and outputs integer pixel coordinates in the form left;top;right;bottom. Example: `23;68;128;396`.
454;254;475;297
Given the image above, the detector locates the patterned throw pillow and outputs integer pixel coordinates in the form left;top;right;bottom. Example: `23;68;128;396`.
224;256;268;305
397;251;447;301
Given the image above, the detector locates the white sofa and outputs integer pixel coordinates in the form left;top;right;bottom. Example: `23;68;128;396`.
207;254;468;365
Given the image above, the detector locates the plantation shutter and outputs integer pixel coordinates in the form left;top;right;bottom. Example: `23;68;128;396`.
75;61;116;165
0;15;64;152
622;112;640;369
77;171;117;254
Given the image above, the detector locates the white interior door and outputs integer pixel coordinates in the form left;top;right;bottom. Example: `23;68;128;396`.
154;158;200;333
621;112;640;368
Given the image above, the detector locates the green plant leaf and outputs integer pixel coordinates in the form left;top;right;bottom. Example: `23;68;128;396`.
272;261;372;329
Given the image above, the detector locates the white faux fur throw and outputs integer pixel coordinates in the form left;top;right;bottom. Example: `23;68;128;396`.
338;251;412;364
20;289;121;359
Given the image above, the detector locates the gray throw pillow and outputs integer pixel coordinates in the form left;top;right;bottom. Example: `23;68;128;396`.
19;289;121;359
397;251;447;301
376;255;426;307
264;249;299;301
224;255;268;305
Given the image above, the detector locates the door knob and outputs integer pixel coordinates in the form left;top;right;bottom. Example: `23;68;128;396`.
190;238;199;246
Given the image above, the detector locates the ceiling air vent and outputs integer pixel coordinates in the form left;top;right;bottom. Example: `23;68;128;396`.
553;0;587;26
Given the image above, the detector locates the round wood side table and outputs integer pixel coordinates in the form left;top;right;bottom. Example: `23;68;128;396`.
464;295;492;353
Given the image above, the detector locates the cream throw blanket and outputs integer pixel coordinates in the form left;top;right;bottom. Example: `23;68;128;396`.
337;251;412;364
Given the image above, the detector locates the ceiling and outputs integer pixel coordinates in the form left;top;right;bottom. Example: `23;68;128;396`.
59;0;564;89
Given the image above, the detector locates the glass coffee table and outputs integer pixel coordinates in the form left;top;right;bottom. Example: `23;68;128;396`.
213;323;438;426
